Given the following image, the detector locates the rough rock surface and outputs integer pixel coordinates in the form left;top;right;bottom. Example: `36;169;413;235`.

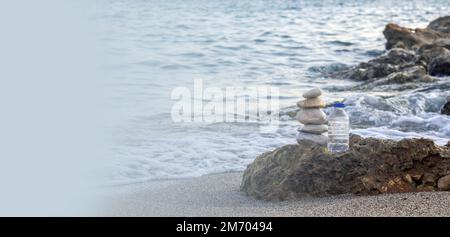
241;134;450;201
437;175;450;191
383;23;447;50
320;16;450;90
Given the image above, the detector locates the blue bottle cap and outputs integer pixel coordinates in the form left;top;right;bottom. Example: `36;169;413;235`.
334;102;345;108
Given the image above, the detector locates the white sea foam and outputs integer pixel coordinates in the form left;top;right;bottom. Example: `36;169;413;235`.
100;0;450;183
335;91;450;146
352;127;449;146
109;122;297;184
110;89;449;184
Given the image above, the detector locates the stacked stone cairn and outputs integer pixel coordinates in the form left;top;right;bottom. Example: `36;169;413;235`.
295;88;328;145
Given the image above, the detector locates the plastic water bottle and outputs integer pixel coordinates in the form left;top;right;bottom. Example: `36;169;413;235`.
327;102;349;153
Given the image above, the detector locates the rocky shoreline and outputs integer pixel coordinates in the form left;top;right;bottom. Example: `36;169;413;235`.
326;16;450;91
314;16;450;113
241;135;450;201
242;17;450;202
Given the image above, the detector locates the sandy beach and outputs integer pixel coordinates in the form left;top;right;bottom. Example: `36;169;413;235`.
100;172;450;217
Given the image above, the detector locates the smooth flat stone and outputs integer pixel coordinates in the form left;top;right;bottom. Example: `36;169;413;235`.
296;132;328;145
300;124;328;134
303;88;322;98
297;97;326;108
296;108;327;125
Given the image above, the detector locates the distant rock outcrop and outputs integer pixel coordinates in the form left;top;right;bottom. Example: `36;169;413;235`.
383;22;448;50
241;135;450;201
320;16;450;90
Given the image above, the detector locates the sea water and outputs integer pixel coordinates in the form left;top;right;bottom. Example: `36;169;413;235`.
95;0;450;184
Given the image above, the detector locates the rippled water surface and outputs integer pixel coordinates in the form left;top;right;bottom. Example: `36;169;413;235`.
97;0;450;183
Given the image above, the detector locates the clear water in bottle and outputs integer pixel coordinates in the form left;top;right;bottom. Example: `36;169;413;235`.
327;102;349;153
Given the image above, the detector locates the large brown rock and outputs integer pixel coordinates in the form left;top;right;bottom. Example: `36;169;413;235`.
383;23;447;50
241;135;450;201
382;19;450;77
